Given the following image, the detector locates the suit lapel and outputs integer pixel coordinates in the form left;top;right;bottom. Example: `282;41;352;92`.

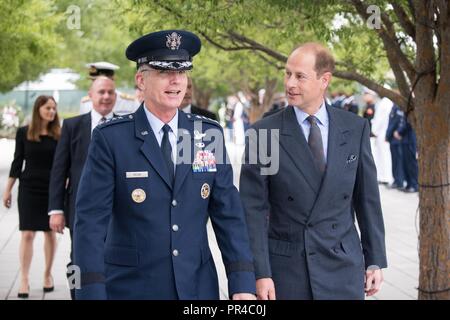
321;105;349;187
310;105;350;215
173;112;194;196
280;106;322;194
134;105;173;190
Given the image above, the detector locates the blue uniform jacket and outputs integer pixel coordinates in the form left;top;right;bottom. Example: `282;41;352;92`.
73;105;255;299
386;105;405;145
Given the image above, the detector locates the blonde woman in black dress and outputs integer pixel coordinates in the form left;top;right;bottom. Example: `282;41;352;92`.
2;96;60;298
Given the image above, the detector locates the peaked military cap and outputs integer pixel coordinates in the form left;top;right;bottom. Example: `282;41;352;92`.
86;61;119;79
125;30;201;71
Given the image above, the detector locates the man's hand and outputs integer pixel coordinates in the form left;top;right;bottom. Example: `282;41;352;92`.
393;131;402;140
256;278;276;300
50;214;66;234
2;190;12;208
365;269;383;296
232;293;257;300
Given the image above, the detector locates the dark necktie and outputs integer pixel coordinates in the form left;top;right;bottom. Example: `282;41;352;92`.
161;124;175;185
306;115;326;174
98;117;107;126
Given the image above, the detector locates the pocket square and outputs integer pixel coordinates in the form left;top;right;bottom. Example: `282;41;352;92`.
346;154;357;163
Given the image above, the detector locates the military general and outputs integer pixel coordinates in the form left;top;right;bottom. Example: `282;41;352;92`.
73;30;256;300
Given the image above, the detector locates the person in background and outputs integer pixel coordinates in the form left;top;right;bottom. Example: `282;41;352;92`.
371;97;394;185
362;89;377;133
264;92;288;118
385;105;418;192
2;96;61;298
179;77;217;120
80;61;139;116
48;76;116;299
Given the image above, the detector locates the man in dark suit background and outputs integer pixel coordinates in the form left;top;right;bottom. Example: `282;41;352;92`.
240;43;387;300
179;77;217;120
48;76;116;299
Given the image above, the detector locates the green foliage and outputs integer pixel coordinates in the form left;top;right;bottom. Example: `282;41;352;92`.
1;0;412;100
0;0;63;92
53;0;138;89
119;0;394;96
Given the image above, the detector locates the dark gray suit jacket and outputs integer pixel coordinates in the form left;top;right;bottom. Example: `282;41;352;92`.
240;105;387;300
48;113;91;229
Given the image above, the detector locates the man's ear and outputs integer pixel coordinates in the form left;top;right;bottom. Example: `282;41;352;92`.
321;72;332;89
135;72;145;91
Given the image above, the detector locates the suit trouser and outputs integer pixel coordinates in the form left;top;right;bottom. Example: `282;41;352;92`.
390;143;405;187
402;143;418;189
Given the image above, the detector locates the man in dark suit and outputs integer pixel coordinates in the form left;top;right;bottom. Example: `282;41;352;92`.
73;30;256;300
240;43;387;300
48;76;116;299
179;77;217;120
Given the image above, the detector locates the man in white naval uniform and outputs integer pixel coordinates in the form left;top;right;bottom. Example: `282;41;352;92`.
80;61;139;116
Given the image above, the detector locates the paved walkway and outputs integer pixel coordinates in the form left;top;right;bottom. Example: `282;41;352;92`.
0;138;419;300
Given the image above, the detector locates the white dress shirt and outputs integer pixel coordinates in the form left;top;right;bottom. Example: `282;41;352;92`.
90;109;114;133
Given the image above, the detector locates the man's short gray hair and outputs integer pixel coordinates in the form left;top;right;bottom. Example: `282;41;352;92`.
137;65;152;73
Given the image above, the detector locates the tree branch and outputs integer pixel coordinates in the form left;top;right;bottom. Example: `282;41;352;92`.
350;0;416;81
391;2;416;40
385;44;411;100
199;32;254;51
226;31;288;62
334;69;408;109
253;51;285;70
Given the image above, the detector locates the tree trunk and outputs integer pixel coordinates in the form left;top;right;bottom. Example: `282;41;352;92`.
416;101;450;300
247;78;278;123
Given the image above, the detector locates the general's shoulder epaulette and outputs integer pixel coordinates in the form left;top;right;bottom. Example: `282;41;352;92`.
97;114;135;128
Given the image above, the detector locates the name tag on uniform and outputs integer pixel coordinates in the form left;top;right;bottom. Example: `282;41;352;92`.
126;171;149;178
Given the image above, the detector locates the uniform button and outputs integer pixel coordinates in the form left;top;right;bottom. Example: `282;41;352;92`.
343;194;349;200
171;199;177;207
307;223;314;228
333;247;339;254
172;224;179;232
332;223;338;229
172;249;179;256
288;196;294;201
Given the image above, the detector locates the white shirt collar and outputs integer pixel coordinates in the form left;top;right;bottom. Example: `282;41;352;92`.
181;104;192;114
143;105;178;139
294;100;328;126
91;109;114;130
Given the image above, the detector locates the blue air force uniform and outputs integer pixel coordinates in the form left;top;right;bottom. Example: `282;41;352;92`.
386;105;418;191
73;30;255;300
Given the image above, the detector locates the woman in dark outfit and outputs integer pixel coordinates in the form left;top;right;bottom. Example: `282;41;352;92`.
2;96;61;298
